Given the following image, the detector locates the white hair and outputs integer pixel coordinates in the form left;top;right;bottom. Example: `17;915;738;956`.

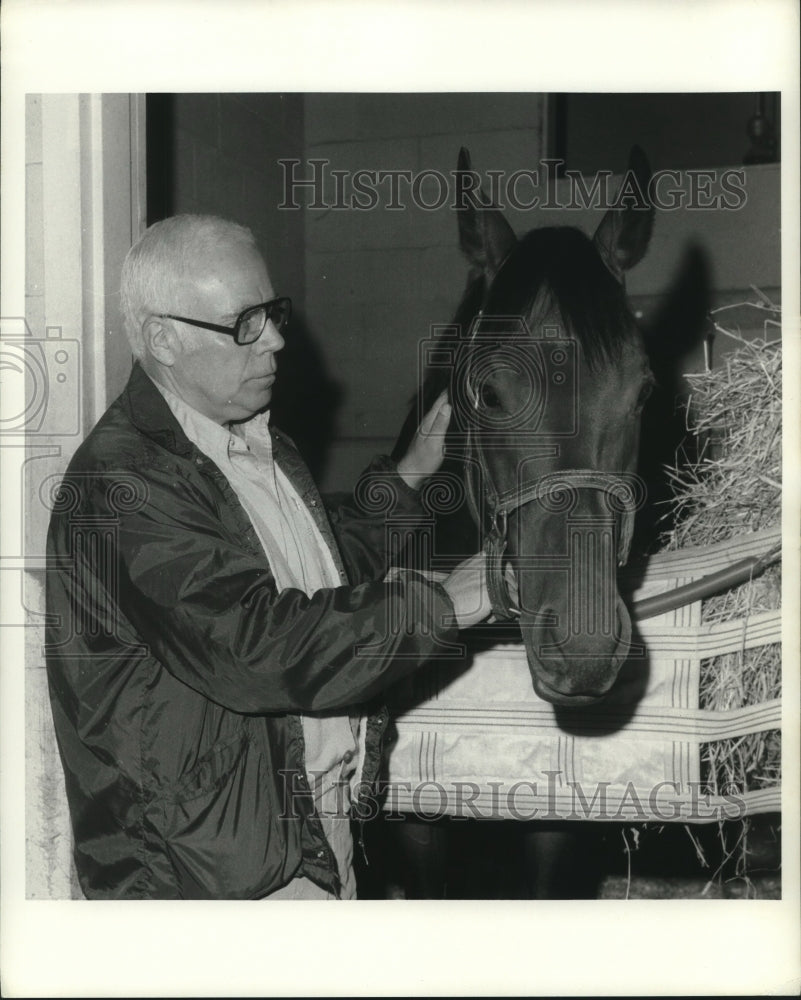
120;215;258;359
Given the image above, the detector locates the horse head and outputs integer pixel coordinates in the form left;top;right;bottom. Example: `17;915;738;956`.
453;146;655;705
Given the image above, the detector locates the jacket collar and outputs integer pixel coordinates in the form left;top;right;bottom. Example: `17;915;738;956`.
121;362;295;472
122;362;197;458
120;362;346;583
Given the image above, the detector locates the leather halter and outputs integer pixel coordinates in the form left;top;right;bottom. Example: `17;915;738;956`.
461;315;643;622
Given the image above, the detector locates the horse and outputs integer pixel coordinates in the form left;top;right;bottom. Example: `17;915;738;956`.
383;145;657;898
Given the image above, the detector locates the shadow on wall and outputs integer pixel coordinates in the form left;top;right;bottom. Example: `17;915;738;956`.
270;311;343;485
145;93;343;482
634;243;712;556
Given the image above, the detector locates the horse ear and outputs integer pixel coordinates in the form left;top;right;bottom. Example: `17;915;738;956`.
456;146;517;279
593;145;654;282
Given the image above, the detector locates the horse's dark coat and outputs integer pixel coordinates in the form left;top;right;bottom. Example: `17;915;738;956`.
395;145;655;704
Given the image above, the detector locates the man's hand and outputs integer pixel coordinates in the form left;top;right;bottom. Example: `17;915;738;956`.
396;391;452;490
441;550;491;628
385;555;517;628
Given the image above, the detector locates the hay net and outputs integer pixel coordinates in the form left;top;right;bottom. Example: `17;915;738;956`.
662;300;781;803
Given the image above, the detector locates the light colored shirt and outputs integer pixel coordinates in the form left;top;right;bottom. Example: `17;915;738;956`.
156;381;363;899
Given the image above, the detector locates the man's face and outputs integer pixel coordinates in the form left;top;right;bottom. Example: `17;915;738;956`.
167;242;285;424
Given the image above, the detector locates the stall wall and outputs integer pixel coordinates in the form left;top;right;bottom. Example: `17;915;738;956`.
301;93;550;490
160;93;306;306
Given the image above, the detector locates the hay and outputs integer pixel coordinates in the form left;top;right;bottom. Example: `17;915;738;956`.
661;296;781;887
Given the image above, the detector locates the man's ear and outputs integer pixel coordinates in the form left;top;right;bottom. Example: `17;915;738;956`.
142;315;179;367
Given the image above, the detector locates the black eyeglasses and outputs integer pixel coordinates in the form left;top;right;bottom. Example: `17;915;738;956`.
160;296;291;346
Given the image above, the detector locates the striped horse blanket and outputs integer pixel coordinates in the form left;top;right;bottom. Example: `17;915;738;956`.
385;527;781;823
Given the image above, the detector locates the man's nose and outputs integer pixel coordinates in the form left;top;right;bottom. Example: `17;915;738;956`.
257;320;285;352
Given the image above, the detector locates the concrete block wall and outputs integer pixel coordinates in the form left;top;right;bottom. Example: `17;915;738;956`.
165;93;306;306
301;94;548;492
299;96;778;493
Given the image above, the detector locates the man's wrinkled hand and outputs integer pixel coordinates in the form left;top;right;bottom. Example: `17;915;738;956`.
441;550;491;628
397;391;452;490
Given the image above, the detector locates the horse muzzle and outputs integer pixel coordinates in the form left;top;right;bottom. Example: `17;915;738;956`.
520;594;634;704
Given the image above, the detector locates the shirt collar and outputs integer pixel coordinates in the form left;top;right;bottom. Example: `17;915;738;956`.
153;380;273;467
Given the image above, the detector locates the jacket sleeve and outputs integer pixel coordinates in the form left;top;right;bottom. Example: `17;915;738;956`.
97;466;459;715
323;454;429;585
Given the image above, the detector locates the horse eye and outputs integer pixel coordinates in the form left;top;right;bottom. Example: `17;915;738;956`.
480;384;501;409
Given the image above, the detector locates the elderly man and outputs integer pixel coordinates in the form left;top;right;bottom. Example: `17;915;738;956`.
45;215;491;900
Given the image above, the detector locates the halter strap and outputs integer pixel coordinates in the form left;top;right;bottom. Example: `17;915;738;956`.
479;467;643;621
489;469;644;563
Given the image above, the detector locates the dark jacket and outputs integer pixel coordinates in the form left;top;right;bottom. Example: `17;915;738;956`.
45;363;457;899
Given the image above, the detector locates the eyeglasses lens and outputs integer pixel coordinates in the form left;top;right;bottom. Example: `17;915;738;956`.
237;308;267;344
236;299;290;344
268;299;290;331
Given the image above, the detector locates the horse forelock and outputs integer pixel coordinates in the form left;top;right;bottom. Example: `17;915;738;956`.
415;224;642;430
484;227;641;372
